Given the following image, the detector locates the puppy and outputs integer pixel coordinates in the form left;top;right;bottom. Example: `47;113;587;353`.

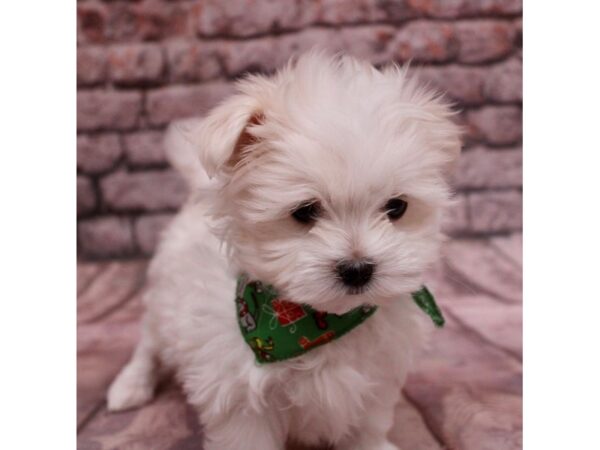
107;51;461;450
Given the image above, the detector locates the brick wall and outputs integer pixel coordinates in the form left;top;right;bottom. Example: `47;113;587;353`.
77;0;522;259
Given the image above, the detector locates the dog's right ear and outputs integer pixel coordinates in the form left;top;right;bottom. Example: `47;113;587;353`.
183;94;264;179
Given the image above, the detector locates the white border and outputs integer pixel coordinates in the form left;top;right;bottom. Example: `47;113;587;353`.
525;1;600;449
0;1;75;448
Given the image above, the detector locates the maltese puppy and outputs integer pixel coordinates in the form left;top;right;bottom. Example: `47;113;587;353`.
107;51;461;450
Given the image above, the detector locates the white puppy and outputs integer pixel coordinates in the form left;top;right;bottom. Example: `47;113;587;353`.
108;51;461;450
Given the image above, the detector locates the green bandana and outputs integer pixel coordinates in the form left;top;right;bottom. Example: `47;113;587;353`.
236;275;444;364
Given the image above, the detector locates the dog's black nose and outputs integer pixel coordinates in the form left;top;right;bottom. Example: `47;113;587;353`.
336;260;375;288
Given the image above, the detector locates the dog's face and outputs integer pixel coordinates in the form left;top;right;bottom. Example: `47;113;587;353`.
187;53;461;313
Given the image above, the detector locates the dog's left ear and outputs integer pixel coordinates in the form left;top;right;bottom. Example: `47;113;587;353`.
428;111;463;179
184;93;264;179
382;64;463;177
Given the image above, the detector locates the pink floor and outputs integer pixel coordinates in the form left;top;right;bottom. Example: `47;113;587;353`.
77;235;522;450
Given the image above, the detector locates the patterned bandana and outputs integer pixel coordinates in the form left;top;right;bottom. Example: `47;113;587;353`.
235;275;445;364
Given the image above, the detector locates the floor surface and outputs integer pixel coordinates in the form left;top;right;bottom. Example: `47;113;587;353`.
77;235;522;449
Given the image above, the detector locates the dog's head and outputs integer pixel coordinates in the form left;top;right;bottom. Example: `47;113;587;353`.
184;52;461;313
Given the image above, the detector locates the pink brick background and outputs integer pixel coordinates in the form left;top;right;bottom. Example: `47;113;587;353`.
77;0;522;259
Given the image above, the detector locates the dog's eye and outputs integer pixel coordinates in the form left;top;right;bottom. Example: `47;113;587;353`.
291;201;321;224
384;197;408;221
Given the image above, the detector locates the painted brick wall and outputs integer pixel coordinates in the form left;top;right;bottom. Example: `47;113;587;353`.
77;0;522;259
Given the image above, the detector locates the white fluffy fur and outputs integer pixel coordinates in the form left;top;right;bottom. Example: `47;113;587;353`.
108;51;462;450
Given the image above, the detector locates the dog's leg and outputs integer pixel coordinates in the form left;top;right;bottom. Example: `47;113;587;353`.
107;323;159;411
203;409;286;450
336;393;400;450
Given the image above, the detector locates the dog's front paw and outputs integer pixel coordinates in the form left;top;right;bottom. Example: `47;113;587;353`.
107;364;155;411
360;442;399;450
338;438;400;450
376;442;400;450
